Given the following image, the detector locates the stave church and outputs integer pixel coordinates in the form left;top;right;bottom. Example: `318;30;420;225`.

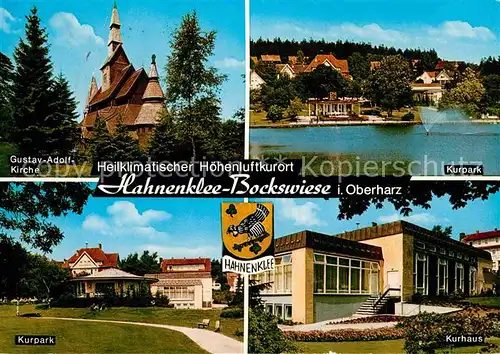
80;2;164;146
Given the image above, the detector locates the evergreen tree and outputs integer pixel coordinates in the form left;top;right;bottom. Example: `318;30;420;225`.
165;11;226;160
11;7;54;155
147;111;183;161
0;52;14;141
89;117;114;172
111;119;145;161
45;74;80;155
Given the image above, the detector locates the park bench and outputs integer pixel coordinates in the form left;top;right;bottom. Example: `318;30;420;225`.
214;320;220;332
197;319;210;329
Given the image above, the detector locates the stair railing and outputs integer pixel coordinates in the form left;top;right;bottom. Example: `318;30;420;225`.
372;286;400;309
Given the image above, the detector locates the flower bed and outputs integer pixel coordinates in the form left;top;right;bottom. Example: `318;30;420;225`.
283;327;405;342
328;315;403;325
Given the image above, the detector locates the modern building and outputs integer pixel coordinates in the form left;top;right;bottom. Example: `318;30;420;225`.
71;268;157;298
462;229;500;271
306;97;362;118
63;243;119;277
147;258;213;309
254;221;492;324
80;3;164;146
411;83;444;104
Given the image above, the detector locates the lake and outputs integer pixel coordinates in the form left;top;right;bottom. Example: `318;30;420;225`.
250;123;500;175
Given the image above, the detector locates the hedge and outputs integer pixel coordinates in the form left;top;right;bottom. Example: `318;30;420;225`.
284;327;405;342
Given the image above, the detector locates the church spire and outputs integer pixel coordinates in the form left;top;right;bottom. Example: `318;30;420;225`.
85;75;98;113
108;2;122;55
142;54;164;101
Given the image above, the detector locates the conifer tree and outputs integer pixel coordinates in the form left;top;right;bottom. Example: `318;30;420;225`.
111;119;144;161
11;7;54;155
0;52;14;141
45;74;80;155
88;117;114;173
147;111;188;161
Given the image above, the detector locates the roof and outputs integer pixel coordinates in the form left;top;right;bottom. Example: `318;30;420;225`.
291;64;307;75
72;268;157;282
274;230;383;260
370;61;381;70
261;54;281;62
250;56;258;64
154;279;203;287
89;65;134;105
81;104;143;129
135;102;163;125
435;60;464;71
337;221;492;261
146;272;211;279
64;247;119;268
305;54;349;75
100;44;129;70
427;71;438;78
462;229;500;242
116;68;145;99
160;258;211;273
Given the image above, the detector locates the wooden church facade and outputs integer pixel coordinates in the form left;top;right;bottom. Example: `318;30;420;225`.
80;3;164;146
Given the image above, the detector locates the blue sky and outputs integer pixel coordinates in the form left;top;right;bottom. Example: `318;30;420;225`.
251;0;500;63
1;0;244;120
255;191;500;242
20;187;499;261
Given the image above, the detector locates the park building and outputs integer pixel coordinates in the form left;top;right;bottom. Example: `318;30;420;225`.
146;258;213;309
253;221;493;324
462;228;500;271
80;3;164;147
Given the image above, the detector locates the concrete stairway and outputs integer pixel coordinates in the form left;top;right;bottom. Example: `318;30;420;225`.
355;295;390;316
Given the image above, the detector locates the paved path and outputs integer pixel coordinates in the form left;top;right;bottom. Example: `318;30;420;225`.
38;317;242;354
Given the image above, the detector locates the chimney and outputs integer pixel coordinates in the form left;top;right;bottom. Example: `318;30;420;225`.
98;243;102;249
85;241;88;248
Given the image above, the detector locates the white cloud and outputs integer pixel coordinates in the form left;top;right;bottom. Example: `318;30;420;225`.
82;201;170;239
337;23;406;43
0;8;16;33
278;199;324;226
377;213;449;226
429;21;496;40
49;12;104;47
141;244;219;258
216;57;245;69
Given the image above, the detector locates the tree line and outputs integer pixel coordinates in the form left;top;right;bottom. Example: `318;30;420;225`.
251;38;440;72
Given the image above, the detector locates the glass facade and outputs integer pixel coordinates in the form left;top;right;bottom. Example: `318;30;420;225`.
313;253;379;294
157;286;195;300
254;254;292;294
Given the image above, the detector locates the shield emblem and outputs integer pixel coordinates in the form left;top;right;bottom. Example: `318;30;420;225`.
221;202;274;260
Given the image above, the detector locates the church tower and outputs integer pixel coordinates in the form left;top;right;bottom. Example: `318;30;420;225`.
108;1;122;55
84;75;98;114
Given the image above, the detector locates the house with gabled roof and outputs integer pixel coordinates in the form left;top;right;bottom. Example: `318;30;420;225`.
63;243;119;277
261;54;282;64
276;63;295;79
80;3;164;147
462;228;500;271
147;257;213;309
250;70;266;90
416;71;438;84
304;53;351;79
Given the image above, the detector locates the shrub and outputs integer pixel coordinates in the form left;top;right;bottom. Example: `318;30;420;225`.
412;292;424;304
363;109;382;116
400;312;500;354
213;290;234;304
221;307;244;318
266;105;284;122
35;304;49;310
401;112;415;121
249;307;298;353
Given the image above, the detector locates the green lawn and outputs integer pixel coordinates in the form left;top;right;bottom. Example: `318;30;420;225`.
0;142;17;175
0;316;207;353
296;339;404;353
5;304;242;341
463;297;500;307
296;338;500;354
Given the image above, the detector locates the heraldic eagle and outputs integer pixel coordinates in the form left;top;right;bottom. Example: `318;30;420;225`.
227;203;270;241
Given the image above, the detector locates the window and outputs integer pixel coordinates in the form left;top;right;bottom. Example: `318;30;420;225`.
414;253;429;295
265;304;273;314
469;267;477;295
313;252;379;295
284;305;292;320
158;286;195;301
455;263;464;292
95;282;114;295
256;255;292;294
438;259;448;294
275;304;283;319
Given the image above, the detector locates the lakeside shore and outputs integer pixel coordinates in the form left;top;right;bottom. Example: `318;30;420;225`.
251;119;499;129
